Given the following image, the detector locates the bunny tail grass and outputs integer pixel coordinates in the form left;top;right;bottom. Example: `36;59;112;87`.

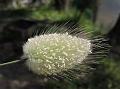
23;23;110;80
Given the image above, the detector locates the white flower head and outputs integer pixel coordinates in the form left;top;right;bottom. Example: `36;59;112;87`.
23;25;109;79
23;32;91;75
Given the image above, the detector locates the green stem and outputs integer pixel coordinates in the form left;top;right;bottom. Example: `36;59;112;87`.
0;59;25;67
0;60;21;66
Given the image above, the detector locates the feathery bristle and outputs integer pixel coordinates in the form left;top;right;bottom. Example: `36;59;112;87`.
23;32;92;76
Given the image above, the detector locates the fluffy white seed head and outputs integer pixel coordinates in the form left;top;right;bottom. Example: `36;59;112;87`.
23;33;92;76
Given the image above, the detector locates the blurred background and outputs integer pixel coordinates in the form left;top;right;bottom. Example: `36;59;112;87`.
0;0;120;89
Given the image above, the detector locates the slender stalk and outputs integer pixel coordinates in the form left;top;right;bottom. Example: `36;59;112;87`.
0;58;27;66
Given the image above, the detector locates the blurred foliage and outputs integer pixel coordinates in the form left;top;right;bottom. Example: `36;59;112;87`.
79;9;103;37
86;57;120;89
0;9;31;19
103;58;120;89
30;7;80;21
